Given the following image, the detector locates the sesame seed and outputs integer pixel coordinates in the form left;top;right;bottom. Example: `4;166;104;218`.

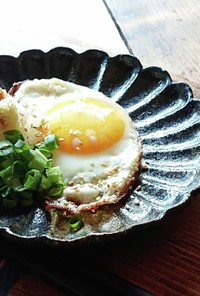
134;198;140;205
90;135;96;142
85;129;96;137
113;165;119;171
35;132;43;137
73;129;81;135
69;129;81;135
72;137;81;150
44;124;49;130
135;185;141;191
32;125;38;129
41;118;48;125
142;164;148;170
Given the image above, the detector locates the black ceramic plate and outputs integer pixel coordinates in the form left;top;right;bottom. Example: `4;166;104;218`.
0;47;199;245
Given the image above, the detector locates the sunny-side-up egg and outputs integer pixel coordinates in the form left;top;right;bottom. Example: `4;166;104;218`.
0;78;142;215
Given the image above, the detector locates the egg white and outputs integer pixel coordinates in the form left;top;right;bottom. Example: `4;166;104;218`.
0;78;142;215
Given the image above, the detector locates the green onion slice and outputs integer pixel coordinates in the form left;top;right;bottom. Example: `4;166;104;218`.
3;129;24;144
46;166;63;185
0;130;65;209
28;149;48;172
39;175;51;191
0;140;13;156
14;139;30;153
44;134;59;150
0;157;14;169
47;183;63;197
5;175;22;191
12;160;27;176
69;215;83;231
1;187;18;208
21;149;35;162
39;148;53;159
0;166;12;178
24;169;41;190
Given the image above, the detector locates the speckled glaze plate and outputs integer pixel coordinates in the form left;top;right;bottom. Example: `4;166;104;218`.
0;47;199;245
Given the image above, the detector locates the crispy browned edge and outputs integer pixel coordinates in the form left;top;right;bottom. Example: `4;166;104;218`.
7;80;143;215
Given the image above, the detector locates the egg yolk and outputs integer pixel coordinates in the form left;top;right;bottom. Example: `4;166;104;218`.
43;98;125;154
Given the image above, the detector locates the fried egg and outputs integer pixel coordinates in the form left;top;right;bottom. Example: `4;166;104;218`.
0;78;142;215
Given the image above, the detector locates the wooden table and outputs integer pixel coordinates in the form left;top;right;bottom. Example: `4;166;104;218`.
0;1;200;295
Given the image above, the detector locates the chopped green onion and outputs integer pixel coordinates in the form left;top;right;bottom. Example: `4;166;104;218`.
14;139;30;153
0;166;12;178
0;130;66;209
14;139;26;149
28;149;48;172
3;129;24;144
47;184;64;197
44;134;59;150
24;169;41;190
0;185;11;197
0;140;13;156
69;215;83;231
21;149;35;162
46;159;52;169
12;160;27;176
0;157;14;169
39;148;53;159
39;175;51;191
5;175;22;191
1;186;18;208
46;166;63;185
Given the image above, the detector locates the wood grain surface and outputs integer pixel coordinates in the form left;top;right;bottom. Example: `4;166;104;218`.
92;193;200;296
0;0;128;57
105;0;200;97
